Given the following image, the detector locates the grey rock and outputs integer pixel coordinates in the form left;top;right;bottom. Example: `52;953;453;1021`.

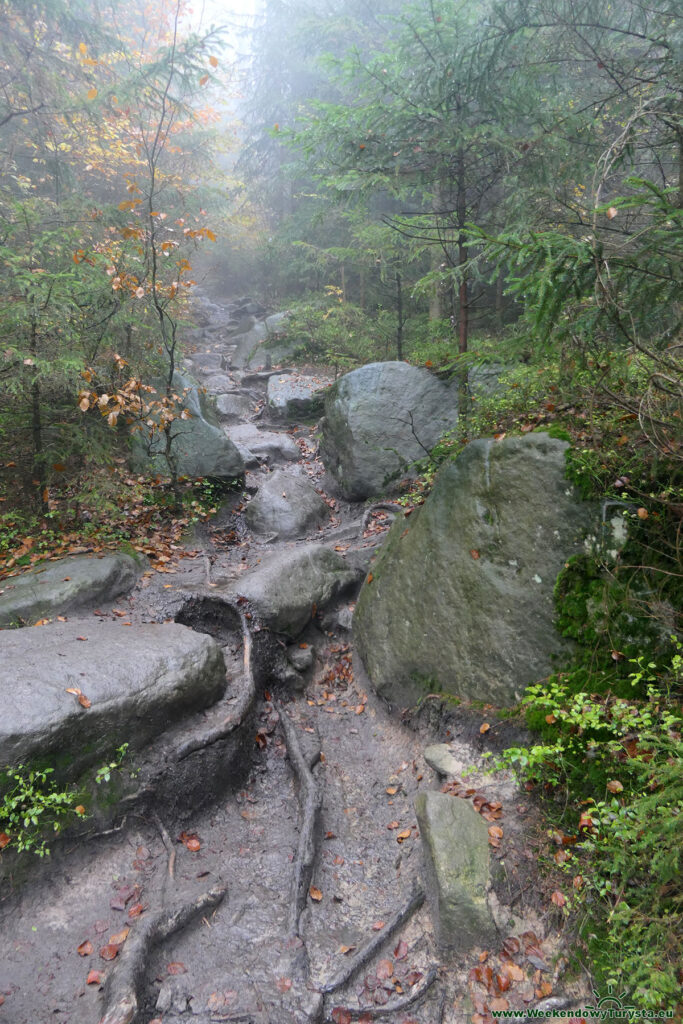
215;392;254;421
354;433;594;706
0;621;226;774
231;312;293;370
202;374;236;394
227;425;300;463
415;791;495;951
227;544;357;636
287;644;314;671
267;373;331;421
189;351;223;371
320;362;458;500
130;372;244;482
229;315;258;337
245;470;328;539
424;744;464;777
0;552;143;627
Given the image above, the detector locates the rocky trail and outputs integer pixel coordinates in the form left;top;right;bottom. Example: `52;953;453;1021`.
0;294;591;1024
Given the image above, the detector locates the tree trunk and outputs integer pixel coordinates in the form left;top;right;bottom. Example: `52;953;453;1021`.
496;271;504;330
456;148;468;354
396;270;403;360
428;248;442;320
29;316;46;512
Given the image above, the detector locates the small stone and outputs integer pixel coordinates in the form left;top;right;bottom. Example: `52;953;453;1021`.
424;744;463;777
287;644;314;672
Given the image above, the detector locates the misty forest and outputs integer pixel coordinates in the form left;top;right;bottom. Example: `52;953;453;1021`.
0;0;681;1021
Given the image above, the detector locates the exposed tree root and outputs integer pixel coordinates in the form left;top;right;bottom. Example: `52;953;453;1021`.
277;702;323;938
324;966;438;1022
360;502;403;532
152;811;176;882
319;886;425;995
173;606;254;762
98;884;227;1024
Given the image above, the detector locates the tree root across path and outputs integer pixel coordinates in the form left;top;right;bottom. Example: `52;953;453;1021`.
360;502;404;533
173;605;255;762
277;701;323;939
324;966;439;1021
318;885;425;995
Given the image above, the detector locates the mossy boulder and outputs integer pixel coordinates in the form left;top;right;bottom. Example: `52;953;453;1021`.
0;552;144;628
320;362;458;500
130;372;244;482
354;433;595;706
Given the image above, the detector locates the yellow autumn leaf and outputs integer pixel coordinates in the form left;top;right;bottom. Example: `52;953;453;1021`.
209;55;218;67
79;42;87;55
87;87;98;100
199;75;209;86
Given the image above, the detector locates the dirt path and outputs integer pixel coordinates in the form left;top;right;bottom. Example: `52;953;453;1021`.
0;298;590;1024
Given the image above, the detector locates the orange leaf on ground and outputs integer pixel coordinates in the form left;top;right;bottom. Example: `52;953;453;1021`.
480;722;490;734
86;969;103;985
99;944;120;961
309;886;323;902
77;940;93;956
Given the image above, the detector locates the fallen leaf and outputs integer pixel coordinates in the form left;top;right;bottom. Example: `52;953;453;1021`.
366;573;373;584
167;961;187;975
77;940;93;956
309;886;323;902
372;921;385;931
385;786;398;796
78;694;92;708
470;549;480;559
386;820;400;830
99;944;120;961
185;838;201;852
376;958;394;980
331;1009;352;1024
276;977;292;992
480;722;490;734
396;829;411;842
501;962;525;982
86;969;103;985
488;825;503;839
551;891;566;907
76;635;88;641
128;903;146;918
108;928;129;946
394;939;408;960
339;944;356;955
0;832;11;849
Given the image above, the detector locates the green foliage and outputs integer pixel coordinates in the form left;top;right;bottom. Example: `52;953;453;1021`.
94;743;129;786
273;292;396;371
0;765;79;857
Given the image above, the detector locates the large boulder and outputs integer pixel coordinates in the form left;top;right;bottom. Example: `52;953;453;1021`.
0;552;143;628
354;433;594;706
245;470;329;539
320;362;458;500
231;312;293;370
267;372;331;421
226;544;357;635
215;392;255;422
227;424;300;464
415;791;495;951
0;621;226;776
130;372;244;482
